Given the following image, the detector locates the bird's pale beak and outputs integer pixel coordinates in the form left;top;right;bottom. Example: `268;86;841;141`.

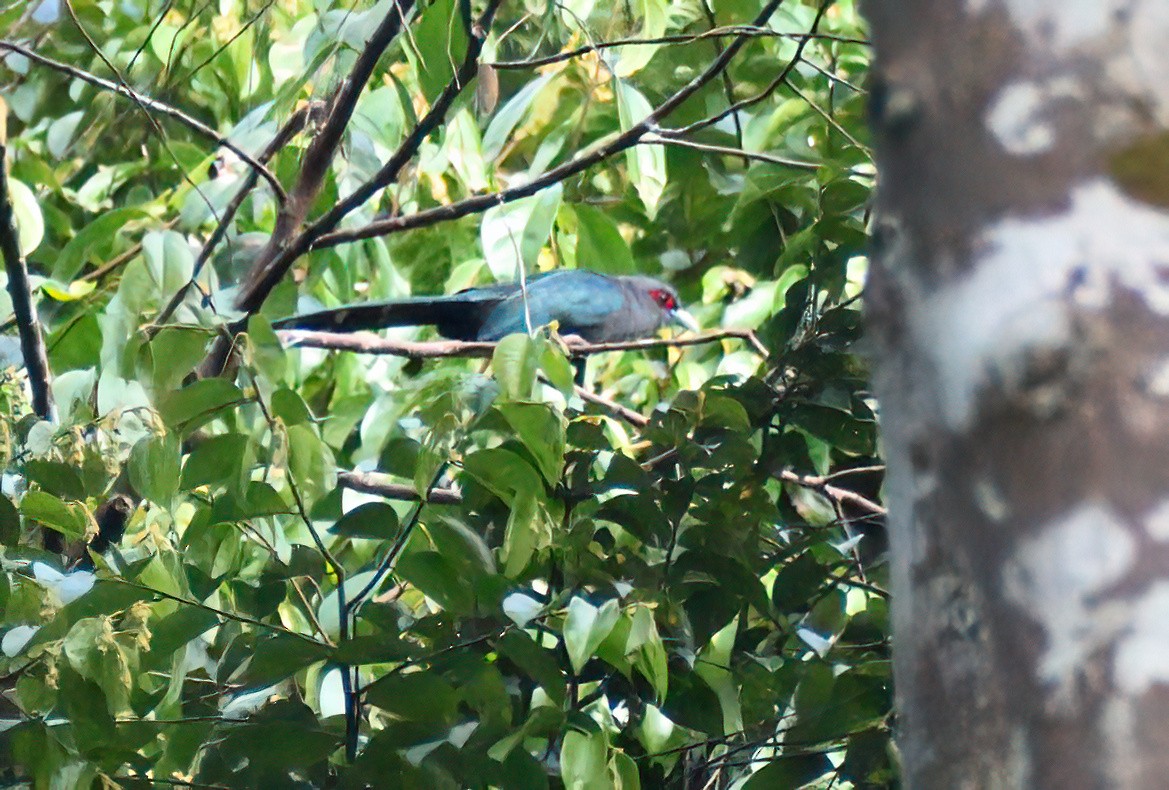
670;308;700;333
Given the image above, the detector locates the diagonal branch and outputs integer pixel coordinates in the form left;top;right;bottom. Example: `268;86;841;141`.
149;105;315;332
234;0;505;313
230;0;418;314
0;39;286;202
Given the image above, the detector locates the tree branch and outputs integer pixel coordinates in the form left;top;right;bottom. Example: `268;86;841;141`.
0;39;286;201
779;469;887;516
276;327;769;359
231;0;418;313
337;470;463;505
150;105;315;332
0;108;54;422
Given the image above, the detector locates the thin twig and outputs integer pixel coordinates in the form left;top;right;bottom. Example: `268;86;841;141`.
573;384;649;427
783;77;869;152
779;469;886;516
0;40;285;201
107;578;329;645
487;27;869;70
641;133;821;170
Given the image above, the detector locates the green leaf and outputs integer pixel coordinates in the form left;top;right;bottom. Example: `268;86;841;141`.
364;671;459;727
483;73;556;160
742;754;834;789
497;630;566;706
616;81;666;218
573;204;636;275
626;606;668;701
497;402;566;486
181;433;250;491
0;493;18;544
462;447;544;505
787;402;876;456
563;597;620;674
54;207;148;281
141;229;194;298
8;176;44;256
158;379;245;434
20;490;88;540
561;729;608;790
493;334;541;401
501;491;540;578
411;0;470;101
396;550;475;614
286;423;337;503
480;184;563;280
331;501;399;539
237;634;330;686
129;431;181;504
145;326;209;394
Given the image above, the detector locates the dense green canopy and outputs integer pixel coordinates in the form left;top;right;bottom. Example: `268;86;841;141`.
0;0;887;785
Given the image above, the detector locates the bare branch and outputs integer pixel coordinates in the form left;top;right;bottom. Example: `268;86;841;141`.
0;39;286;201
338;470;463;505
0;110;54;422
779;469;887;516
277;327;769;359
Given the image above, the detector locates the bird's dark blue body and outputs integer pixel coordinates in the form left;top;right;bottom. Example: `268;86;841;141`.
275;270;696;343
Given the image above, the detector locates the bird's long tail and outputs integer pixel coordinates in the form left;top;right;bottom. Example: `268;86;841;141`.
271;291;499;341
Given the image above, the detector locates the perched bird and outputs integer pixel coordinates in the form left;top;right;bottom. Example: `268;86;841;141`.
273;270;699;343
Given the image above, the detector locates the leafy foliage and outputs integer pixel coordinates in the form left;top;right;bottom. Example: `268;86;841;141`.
0;0;889;786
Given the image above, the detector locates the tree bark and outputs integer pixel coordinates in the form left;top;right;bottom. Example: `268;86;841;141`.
865;1;1169;786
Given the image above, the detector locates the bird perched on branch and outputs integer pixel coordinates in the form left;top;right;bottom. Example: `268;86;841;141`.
273;270;699;343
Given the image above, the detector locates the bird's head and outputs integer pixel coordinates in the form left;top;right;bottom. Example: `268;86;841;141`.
625;276;700;333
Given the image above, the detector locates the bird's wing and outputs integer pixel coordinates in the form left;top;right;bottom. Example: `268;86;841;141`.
477;271;626;340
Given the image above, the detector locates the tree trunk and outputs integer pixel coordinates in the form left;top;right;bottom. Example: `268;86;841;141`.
865;1;1169;786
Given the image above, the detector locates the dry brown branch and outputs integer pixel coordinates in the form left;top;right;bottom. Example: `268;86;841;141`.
277;327;769;359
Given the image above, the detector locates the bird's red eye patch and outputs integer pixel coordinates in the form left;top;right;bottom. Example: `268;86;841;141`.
650;289;677;310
